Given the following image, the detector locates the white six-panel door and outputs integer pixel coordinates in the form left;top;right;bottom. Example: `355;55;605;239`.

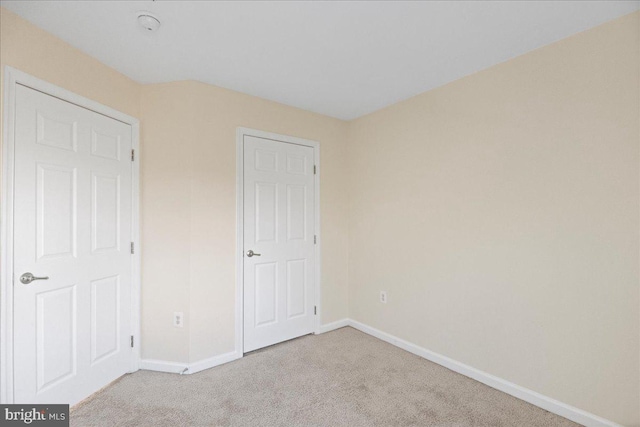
12;84;133;405
243;135;316;352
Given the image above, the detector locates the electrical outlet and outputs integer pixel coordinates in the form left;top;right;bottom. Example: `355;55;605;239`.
380;291;387;304
173;312;184;328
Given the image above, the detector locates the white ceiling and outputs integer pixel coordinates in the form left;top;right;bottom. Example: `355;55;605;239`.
2;1;638;120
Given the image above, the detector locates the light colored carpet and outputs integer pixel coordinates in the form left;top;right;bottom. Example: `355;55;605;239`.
72;327;579;426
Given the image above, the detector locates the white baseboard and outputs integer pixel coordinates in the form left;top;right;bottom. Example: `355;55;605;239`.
347;319;621;427
140;358;187;374
316;318;350;334
187;351;241;375
141;351;241;376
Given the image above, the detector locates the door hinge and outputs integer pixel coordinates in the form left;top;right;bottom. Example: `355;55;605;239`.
314;306;317;315
131;149;135;161
130;242;135;254
313;165;317;175
314;235;317;244
130;335;134;348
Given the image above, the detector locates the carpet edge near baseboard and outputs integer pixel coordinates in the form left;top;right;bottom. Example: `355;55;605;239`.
342;319;620;427
140;318;620;427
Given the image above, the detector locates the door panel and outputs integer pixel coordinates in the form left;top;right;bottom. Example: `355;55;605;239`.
254;262;278;326
36;111;77;151
286;185;306;240
13;84;132;405
243;135;315;352
92;173;120;252
255;182;277;243
36;285;77;392
90;275;120;363
286;259;306;318
37;164;77;259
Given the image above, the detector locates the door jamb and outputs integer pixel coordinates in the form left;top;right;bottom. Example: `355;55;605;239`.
235;127;321;356
0;67;142;403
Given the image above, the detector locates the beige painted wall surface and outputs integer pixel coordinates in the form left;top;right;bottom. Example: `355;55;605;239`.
347;12;639;426
0;8;140;119
140;81;350;363
139;82;194;363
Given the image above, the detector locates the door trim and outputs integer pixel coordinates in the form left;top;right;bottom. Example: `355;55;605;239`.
235;127;321;356
0;66;142;403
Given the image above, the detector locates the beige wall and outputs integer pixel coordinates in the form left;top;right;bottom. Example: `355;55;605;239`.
138;82;194;362
0;8;140;119
347;12;639;426
140;81;350;362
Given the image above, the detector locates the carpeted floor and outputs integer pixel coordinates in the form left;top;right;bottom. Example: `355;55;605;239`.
71;327;578;426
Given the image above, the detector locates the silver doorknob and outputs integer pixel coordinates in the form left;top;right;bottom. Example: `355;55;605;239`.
246;250;261;257
20;272;49;285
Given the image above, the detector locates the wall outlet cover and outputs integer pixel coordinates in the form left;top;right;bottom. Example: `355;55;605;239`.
174;311;184;328
380;291;387;304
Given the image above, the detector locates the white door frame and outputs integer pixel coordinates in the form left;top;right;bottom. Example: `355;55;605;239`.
235;127;321;355
0;67;142;403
